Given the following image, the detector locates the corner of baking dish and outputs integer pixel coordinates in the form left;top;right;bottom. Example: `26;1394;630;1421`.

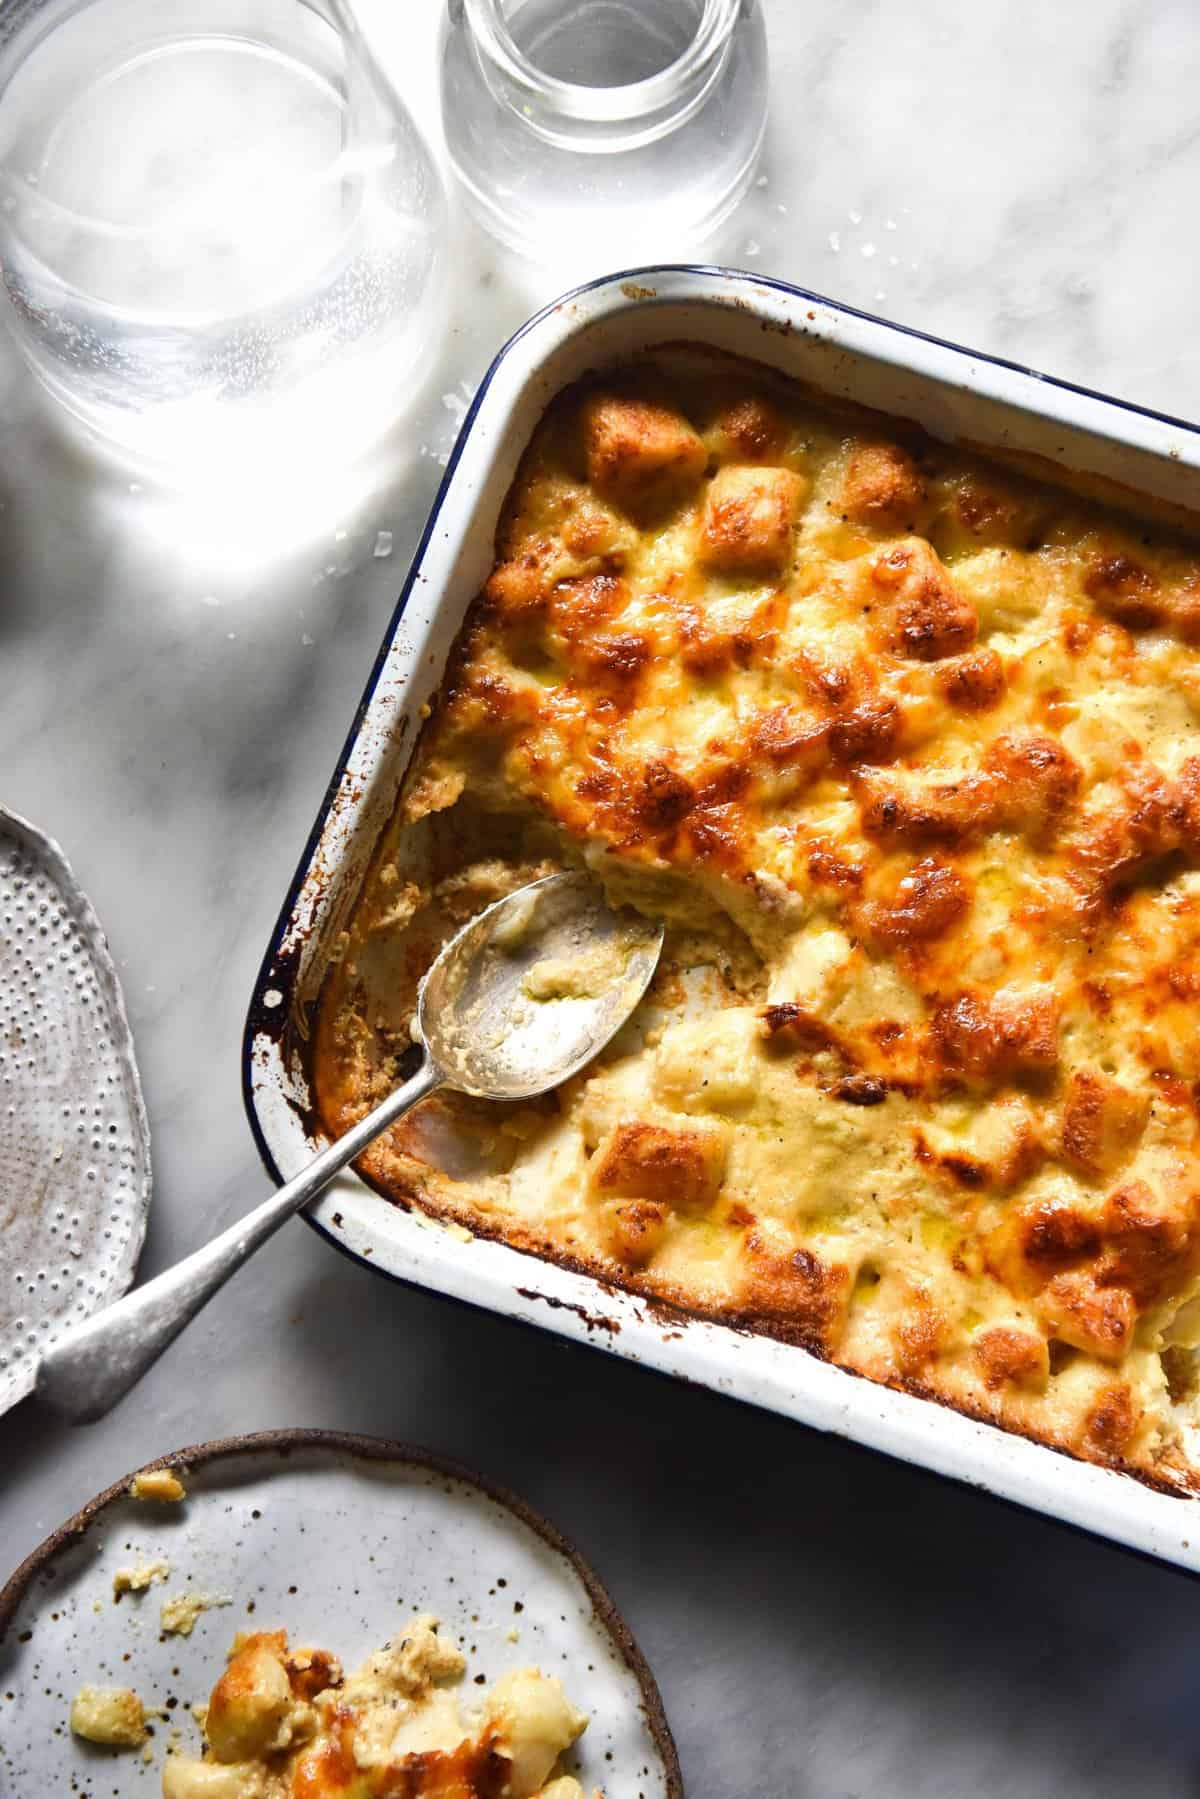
243;265;1200;1578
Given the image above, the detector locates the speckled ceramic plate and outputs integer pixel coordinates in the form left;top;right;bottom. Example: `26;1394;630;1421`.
0;804;151;1415
0;1429;681;1797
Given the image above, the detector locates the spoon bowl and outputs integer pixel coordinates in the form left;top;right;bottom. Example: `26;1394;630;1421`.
420;872;664;1099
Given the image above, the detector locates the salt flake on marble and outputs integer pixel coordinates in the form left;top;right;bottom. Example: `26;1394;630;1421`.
374;531;393;558
848;209;862;224
743;238;760;255
755;173;768;187
861;243;877;258
828;231;841;252
301;633;315;646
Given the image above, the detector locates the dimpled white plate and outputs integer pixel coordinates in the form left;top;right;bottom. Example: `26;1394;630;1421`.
0;805;150;1413
0;1430;681;1797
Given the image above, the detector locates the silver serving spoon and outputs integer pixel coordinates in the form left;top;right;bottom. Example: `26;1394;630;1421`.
37;874;663;1424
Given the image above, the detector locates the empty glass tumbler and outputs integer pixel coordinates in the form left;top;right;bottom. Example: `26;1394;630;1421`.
441;0;768;267
0;0;446;473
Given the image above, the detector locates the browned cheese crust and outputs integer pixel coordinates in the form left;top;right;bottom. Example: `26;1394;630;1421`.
313;347;1200;1494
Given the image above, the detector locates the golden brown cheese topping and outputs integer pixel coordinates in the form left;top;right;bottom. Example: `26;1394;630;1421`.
70;1685;148;1749
313;346;1200;1493
161;1619;594;1799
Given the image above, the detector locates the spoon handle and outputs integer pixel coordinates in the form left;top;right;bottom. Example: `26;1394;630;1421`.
37;1056;445;1424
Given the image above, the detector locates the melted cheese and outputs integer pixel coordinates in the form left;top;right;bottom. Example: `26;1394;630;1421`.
314;348;1200;1494
161;1620;592;1799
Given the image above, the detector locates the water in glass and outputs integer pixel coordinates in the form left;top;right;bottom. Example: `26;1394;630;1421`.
441;0;768;267
0;0;446;473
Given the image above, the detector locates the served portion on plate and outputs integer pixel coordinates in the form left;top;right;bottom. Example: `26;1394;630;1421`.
160;1615;593;1797
312;342;1200;1494
0;1432;678;1798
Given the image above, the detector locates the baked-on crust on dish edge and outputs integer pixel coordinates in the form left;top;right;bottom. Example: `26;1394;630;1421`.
314;344;1200;1494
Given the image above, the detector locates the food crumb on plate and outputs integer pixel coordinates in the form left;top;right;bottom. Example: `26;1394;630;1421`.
131;1468;188;1504
160;1591;232;1638
113;1558;169;1599
69;1685;147;1748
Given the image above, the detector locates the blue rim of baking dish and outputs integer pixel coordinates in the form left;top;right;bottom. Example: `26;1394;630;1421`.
240;267;1200;1559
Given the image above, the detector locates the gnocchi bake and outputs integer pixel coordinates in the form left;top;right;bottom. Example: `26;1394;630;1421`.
314;345;1200;1493
162;1616;594;1798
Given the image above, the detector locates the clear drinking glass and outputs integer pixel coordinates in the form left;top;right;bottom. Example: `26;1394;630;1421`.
440;0;768;267
0;0;446;475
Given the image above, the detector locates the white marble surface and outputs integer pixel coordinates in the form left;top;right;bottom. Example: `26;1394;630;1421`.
4;2;1200;1794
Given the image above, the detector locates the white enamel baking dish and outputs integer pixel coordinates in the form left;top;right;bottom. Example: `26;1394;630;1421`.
245;266;1200;1572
